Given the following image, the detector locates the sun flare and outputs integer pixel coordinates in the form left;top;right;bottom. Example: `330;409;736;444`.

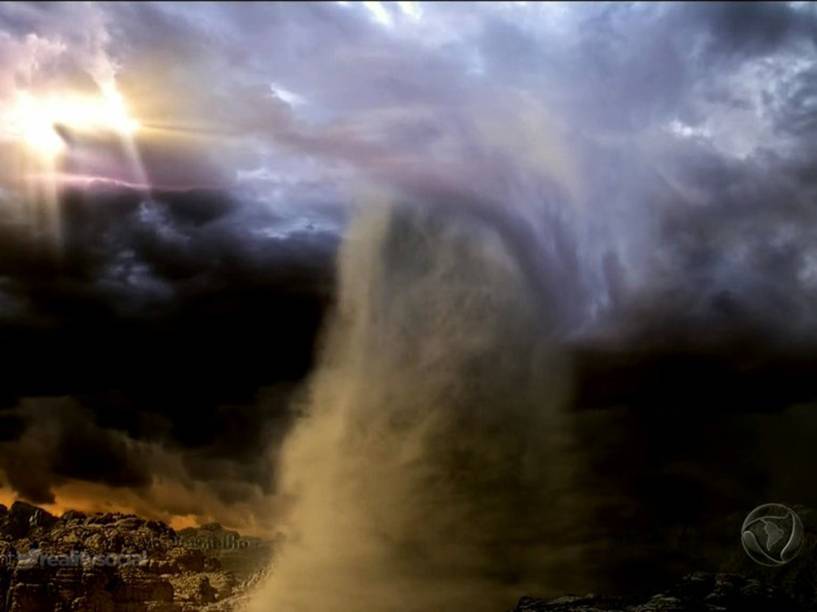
4;87;141;160
0;84;145;250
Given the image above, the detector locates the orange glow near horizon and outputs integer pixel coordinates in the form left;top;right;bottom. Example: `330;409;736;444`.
0;484;274;538
0;489;202;533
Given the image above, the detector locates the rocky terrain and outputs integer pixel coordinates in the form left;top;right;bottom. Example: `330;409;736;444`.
511;503;817;612
0;501;271;611
511;572;807;611
1;500;814;611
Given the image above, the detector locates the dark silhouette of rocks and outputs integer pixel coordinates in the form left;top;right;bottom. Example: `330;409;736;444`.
0;502;268;611
0;502;57;541
512;572;805;611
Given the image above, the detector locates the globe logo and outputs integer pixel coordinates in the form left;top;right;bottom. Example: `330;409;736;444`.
741;503;804;567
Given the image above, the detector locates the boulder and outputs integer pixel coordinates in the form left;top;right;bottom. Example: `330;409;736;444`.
167;547;205;573
2;502;57;539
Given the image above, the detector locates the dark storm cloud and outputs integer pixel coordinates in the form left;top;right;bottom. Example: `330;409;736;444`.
686;1;817;58
0;182;337;525
603;145;817;345
0;394;295;530
0;183;338;328
0;398;152;504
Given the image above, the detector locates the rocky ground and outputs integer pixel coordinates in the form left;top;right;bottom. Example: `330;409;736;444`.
1;500;814;611
512;504;817;612
511;572;807;611
0;501;271;611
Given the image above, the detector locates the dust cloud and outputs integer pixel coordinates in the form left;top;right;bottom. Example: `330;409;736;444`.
251;201;597;611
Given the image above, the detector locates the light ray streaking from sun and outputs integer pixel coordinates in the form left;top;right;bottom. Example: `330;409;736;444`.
0;83;148;252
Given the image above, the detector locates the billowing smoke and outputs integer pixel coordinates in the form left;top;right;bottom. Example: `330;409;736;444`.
251;200;601;611
0;184;338;532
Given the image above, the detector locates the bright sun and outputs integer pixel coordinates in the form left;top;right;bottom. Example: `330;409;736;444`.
7;86;140;160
